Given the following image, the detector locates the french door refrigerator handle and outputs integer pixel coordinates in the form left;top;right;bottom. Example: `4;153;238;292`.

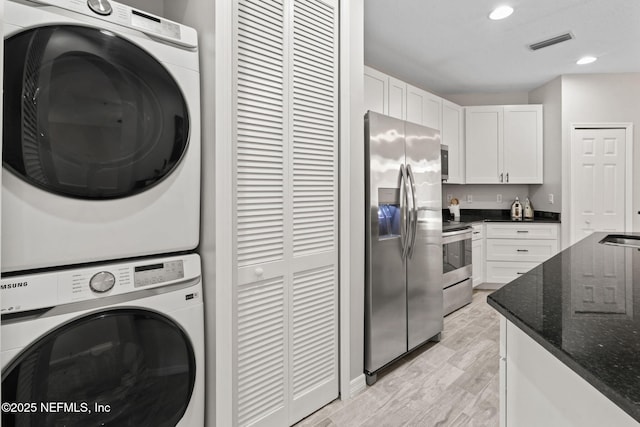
406;164;418;259
400;164;410;260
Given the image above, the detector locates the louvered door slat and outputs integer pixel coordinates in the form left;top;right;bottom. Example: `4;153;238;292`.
292;9;336;263
289;0;339;423
236;1;287;425
237;277;285;426
291;266;336;397
236;0;286;271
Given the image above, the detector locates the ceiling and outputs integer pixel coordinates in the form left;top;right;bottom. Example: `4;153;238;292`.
364;0;640;95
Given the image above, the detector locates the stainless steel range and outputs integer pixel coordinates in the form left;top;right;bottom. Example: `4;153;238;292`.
442;225;473;315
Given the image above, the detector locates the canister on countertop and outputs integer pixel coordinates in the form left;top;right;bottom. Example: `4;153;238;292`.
524;197;534;220
511;197;522;221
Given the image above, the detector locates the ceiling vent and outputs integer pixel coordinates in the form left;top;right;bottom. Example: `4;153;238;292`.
528;32;574;51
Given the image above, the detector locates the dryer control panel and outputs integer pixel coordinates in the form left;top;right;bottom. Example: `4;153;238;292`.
0;254;200;315
25;0;197;48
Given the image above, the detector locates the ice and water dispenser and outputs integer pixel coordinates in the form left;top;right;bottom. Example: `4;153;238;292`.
377;187;401;238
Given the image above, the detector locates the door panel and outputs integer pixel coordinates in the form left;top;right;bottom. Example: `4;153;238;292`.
571;128;626;244
404;121;442;349
365;112;407;373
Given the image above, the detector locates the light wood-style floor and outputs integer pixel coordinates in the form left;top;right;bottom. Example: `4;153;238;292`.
295;290;500;427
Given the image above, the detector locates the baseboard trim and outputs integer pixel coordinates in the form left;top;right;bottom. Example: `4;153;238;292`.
348;374;367;398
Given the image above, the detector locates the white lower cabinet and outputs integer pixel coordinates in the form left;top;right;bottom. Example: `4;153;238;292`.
502;317;639;427
471;223;484;287
485;223;559;284
486;261;541;284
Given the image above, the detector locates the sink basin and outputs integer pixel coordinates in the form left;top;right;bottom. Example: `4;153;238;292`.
599;234;640;248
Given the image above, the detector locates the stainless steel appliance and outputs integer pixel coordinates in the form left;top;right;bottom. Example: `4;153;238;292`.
441;145;449;182
442;226;473;315
364;111;443;385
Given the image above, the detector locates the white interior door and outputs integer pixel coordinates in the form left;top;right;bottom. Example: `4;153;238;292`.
571;127;627;244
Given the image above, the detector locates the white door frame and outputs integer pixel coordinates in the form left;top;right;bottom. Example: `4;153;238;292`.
569;123;633;245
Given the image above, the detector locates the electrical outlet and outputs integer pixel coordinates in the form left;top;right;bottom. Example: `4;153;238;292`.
548;193;554;204
466;194;472;203
447;194;452;203
497;194;502;203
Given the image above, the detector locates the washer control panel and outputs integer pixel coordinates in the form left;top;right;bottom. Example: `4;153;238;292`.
87;0;112;16
0;254;198;314
89;271;116;293
134;260;184;287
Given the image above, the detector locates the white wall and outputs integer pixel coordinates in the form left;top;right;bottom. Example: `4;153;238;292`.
529;77;562;214
443;184;530;210
561;73;640;246
343;0;366;394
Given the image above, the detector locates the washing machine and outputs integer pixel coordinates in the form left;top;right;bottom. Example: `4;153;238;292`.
0;253;204;426
2;0;201;273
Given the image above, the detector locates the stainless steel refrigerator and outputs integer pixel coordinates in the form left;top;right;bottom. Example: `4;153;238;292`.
364;111;443;385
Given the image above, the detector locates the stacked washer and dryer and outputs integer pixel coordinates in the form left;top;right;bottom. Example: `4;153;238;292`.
1;1;204;425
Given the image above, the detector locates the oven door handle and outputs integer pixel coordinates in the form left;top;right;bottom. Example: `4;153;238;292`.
400;164;410;260
442;229;472;244
406;164;418;259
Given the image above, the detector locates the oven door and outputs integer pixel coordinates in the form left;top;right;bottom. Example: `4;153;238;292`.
442;228;473;288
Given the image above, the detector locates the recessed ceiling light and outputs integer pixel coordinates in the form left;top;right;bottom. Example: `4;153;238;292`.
576;56;597;65
489;5;514;20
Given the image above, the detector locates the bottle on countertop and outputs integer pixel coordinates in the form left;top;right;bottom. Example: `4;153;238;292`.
511;197;522;221
524;197;534;221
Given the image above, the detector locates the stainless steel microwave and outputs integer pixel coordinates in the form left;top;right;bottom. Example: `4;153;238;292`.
441;145;449;182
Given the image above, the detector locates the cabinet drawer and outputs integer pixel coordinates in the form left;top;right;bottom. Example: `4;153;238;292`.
471;223;484;240
485;223;558;239
486;239;558;262
486;261;540;284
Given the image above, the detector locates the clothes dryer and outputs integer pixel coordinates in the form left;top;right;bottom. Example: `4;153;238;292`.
1;253;204;426
2;0;201;272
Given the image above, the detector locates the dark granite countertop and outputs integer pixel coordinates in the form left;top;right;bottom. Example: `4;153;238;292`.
442;209;561;232
488;232;640;423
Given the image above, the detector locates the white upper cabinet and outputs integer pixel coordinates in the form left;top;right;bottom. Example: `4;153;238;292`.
465;104;543;184
465;106;503;183
406;84;442;130
363;67;465;181
503;105;543;184
363;66;389;115
388;76;407;120
441;99;464;183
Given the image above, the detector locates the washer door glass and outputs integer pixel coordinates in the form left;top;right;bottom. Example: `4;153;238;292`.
2;309;196;427
3;25;190;199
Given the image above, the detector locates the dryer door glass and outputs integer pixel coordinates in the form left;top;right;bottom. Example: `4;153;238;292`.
2;309;196;427
3;25;190;199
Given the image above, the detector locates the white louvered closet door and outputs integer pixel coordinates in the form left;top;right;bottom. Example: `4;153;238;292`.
233;0;339;425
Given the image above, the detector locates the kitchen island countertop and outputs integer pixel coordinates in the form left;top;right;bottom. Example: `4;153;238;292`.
488;232;640;423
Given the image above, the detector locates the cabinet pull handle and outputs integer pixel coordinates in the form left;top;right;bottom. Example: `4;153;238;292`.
517;230;529;233
473;231;480;234
506;172;509;183
517;272;526;275
517;249;529;252
500;173;504;183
